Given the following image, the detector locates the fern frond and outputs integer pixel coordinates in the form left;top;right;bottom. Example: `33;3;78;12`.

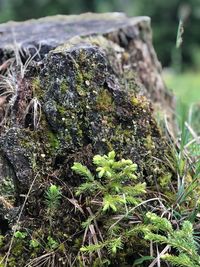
72;162;94;181
123;183;146;196
103;194;125;212
80;243;104;253
161;253;199;267
75;181;103;196
106;237;123;254
144;232;168;244
146;212;173;233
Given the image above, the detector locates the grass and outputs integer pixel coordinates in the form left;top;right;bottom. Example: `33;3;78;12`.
164;70;200;105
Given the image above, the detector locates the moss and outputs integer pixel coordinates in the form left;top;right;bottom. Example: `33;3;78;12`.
47;131;60;150
159;172;172;188
0;177;15;203
0;256;16;267
60;81;68;94
96;89;115;112
144;134;155;150
131;96;140;106
32;77;44;99
76;84;87;96
131;95;148;109
12;240;25;257
56;104;66;116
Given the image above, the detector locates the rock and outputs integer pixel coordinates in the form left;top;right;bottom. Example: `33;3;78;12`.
0;13;174;265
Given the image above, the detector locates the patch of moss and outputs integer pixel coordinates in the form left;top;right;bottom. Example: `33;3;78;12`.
144;134;155;150
32;77;44;99
60;81;68;94
47;131;60;151
96;89;115;112
56;104;66;116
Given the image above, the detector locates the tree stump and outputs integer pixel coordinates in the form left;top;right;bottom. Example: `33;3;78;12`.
0;13;174;266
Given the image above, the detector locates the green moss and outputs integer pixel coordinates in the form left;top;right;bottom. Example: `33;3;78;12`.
0;177;15;203
0;256;16;267
96;89;115;112
76;84;87;96
131;95;148;109
60;81;68;94
131;96;140;106
12;240;25;257
0;236;4;248
159;172;172;188
32;77;43;99
144;135;155;150
56;104;66;116
47;131;60;150
75;68;88;96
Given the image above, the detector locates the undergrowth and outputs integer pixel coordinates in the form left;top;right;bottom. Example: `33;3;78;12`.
1;131;200;267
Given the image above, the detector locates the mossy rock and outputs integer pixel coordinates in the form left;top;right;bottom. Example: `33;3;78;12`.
0;13;175;266
39;41;171;186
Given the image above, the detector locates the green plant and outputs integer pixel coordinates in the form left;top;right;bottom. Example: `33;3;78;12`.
144;212;200;267
72;151;145;211
47;236;59;250
72;151;147;265
29;239;41;249
14;231;27;239
45;184;62;226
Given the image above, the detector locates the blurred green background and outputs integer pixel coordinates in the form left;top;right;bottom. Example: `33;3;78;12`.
0;0;200;106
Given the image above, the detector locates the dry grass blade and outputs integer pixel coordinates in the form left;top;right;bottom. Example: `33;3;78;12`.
24;97;42;130
25;252;55;267
89;224;102;259
66;197;84;214
148;245;170;267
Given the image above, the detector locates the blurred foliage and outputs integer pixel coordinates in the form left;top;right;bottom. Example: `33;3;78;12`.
164;71;200;104
132;0;200;69
0;0;200;68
